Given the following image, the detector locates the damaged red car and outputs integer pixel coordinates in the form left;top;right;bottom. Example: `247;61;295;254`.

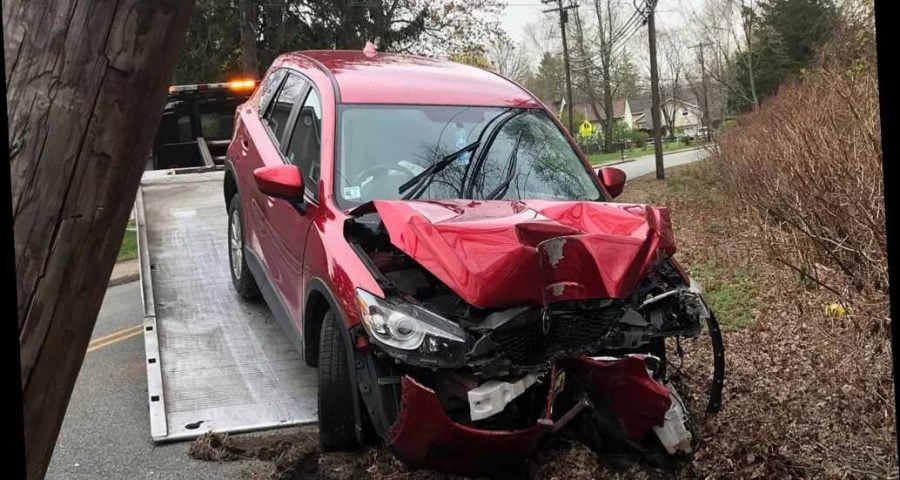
224;48;725;474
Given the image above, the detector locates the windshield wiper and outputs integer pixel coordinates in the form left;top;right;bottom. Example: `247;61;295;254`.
485;131;523;200
399;108;525;201
397;140;480;200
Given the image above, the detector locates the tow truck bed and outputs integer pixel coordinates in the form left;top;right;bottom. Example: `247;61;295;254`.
136;168;317;442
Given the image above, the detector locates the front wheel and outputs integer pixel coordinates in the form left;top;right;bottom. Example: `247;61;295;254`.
317;310;361;451
227;194;260;299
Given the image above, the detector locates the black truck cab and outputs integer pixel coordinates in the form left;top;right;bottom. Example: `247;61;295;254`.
151;80;255;170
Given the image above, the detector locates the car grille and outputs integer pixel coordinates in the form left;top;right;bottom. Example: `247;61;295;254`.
490;302;622;365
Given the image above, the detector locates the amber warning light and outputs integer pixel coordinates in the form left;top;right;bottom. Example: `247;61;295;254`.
167;79;257;94
228;79;256;91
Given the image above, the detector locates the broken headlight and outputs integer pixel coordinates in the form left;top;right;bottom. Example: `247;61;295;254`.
356;289;469;366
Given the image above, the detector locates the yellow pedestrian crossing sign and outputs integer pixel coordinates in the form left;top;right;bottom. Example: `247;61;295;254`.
579;120;595;137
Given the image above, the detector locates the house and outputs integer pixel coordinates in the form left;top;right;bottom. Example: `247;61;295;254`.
542;98;637;132
543;90;722;138
632;91;725;136
634;97;703;136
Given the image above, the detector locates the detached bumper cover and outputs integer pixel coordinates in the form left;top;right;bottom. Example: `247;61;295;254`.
387;376;551;473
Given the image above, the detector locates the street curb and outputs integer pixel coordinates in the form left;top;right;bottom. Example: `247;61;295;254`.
108;258;140;288
591;145;708;171
108;272;140;287
600;158;638;167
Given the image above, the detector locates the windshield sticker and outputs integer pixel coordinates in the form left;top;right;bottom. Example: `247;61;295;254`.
344;186;361;200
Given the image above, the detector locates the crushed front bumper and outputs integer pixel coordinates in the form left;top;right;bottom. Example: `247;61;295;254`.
385;356;686;474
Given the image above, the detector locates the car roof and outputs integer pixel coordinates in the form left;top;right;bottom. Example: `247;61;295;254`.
274;50;542;108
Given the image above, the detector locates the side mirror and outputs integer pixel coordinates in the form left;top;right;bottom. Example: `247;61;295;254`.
253;165;305;203
599;166;626;199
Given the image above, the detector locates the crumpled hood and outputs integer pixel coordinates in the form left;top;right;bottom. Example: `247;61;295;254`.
350;199;676;309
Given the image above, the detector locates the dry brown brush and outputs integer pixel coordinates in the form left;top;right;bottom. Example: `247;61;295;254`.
715;1;887;329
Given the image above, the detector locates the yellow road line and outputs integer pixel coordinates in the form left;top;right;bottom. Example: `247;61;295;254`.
87;325;144;353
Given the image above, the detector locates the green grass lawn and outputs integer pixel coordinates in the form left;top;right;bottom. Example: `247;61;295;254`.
117;220;138;262
688;260;761;330
588;141;705;165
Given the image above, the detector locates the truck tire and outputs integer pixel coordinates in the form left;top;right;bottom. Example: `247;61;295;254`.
318;309;360;451
227;195;260;299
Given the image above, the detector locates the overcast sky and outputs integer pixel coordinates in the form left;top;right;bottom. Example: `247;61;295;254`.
499;0;706;58
499;0;711;78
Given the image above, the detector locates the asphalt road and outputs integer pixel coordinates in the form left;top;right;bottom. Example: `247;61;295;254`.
46;282;250;480
596;146;710;181
46;148;707;479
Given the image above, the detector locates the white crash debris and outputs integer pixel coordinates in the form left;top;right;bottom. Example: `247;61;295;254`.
468;373;541;421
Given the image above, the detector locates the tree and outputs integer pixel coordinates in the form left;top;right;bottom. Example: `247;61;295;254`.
487;38;532;83
174;0;505;83
682;0;761;113
5;1;193;478
683;0;836;113
658;29;690;139
450;51;493;70
175;0;242;82
525;52;567;105
568;0;642;151
752;0;838;97
239;0;259;76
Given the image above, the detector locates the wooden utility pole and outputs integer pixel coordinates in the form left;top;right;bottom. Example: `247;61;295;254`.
646;0;665;179
1;14;27;477
5;1;193;478
543;0;578;134
693;42;713;142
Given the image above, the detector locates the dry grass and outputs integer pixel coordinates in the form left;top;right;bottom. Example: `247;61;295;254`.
619;163;897;479
714;2;887;332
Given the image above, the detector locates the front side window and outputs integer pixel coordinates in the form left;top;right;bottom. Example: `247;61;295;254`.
286;89;322;197
263;74;307;145
257;69;286;113
335;105;602;208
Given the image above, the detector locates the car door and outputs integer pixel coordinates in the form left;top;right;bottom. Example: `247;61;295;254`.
239;70;309;289
267;84;324;328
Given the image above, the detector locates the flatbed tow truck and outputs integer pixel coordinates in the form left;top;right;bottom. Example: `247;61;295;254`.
137;81;318;441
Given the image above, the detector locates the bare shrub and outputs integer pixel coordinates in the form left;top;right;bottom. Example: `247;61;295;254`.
714;1;886;327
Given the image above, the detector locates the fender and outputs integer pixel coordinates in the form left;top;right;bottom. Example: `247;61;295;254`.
223;157;240;206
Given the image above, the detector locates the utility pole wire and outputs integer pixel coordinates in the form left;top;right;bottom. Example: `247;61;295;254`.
543;0;578;135
568;2;646;74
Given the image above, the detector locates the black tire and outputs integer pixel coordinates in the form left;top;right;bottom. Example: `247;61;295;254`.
227;194;260;299
318;310;360;451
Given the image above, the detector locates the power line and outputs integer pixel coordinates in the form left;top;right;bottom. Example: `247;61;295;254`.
569;1;649;73
542;0;578;134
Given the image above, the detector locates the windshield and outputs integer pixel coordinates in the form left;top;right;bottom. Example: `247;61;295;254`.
335;105;603;208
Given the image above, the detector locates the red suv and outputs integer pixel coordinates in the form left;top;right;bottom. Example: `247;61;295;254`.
224;50;724;473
